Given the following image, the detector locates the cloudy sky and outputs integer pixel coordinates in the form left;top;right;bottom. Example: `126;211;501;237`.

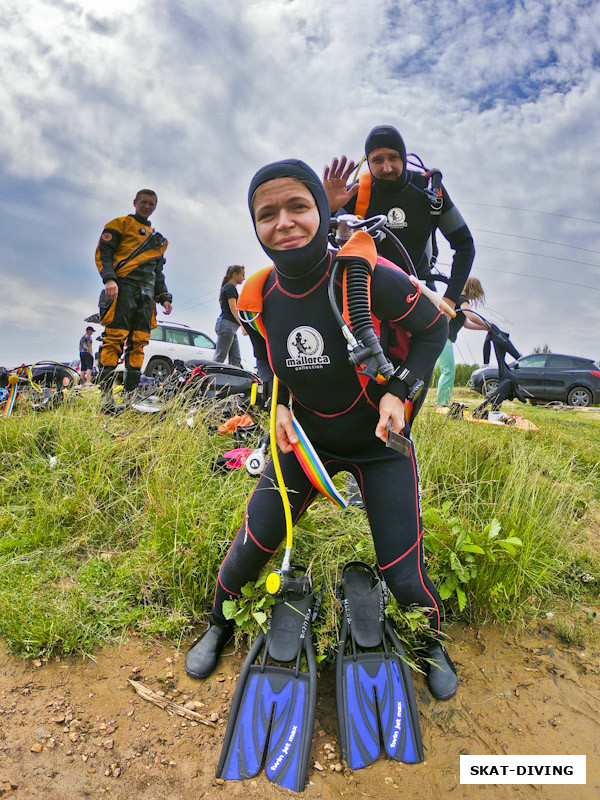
1;0;599;371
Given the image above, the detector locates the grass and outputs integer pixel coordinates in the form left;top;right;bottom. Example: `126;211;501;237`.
0;386;599;659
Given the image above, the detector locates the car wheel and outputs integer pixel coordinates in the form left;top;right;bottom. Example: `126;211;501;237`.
483;378;499;397
145;357;173;381
567;386;592;407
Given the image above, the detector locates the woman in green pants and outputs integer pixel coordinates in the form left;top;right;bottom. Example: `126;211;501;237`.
436;277;489;408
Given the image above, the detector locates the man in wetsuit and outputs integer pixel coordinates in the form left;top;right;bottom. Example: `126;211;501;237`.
324;125;475;414
95;189;172;410
324;125;475;309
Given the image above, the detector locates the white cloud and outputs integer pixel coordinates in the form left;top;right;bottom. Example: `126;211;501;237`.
1;0;599;369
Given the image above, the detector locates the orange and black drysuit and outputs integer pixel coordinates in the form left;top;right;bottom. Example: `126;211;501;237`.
95;212;170;392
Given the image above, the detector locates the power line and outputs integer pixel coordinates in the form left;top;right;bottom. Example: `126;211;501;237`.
472;228;600;257
476;244;600;270
458;200;600;226
434;259;599;291
174;292;218;313
474;265;600;291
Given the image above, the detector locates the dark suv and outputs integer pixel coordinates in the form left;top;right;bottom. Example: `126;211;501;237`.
468;353;600;407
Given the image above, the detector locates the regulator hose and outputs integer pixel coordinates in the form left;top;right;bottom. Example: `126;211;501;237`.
344;261;394;381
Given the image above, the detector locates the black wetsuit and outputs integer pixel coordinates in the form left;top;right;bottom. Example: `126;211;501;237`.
214;252;448;634
448;293;468;343
475;325;525;413
344;172;475;305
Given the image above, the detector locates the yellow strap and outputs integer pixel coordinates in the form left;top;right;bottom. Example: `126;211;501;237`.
269;375;293;551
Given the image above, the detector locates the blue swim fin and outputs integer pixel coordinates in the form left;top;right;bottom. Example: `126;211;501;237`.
216;579;319;792
336;561;424;769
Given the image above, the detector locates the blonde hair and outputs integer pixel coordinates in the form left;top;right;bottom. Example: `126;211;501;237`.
463;277;485;306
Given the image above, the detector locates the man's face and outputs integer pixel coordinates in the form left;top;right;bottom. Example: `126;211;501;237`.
367;147;404;181
134;194;157;218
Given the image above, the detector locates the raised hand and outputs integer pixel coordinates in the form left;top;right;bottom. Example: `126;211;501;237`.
323;155;360;213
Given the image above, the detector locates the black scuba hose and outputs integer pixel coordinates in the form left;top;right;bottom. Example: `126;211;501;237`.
345;262;373;341
340;261;394;381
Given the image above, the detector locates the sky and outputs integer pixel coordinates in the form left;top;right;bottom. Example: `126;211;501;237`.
1;0;599;372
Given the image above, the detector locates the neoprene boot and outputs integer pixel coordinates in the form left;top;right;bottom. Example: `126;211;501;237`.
185;612;234;679
426;642;458;700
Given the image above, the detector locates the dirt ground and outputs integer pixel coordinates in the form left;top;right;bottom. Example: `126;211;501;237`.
1;614;599;800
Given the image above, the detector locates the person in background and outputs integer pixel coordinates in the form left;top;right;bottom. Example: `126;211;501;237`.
324;126;474;308
324;125;475;418
79;326;95;387
436;277;489;409
214;265;246;367
95;189;172;412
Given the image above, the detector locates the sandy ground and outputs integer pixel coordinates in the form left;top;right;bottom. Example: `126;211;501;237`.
1;614;599;800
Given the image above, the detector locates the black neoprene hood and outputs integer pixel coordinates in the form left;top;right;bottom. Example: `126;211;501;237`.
364;125;407;162
365;125;408;191
248;159;330;280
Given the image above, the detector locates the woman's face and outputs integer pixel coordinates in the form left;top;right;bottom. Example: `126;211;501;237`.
252;178;320;251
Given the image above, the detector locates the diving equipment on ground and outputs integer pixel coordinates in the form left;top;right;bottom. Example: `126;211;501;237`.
336;561;424;769
215;574;320;792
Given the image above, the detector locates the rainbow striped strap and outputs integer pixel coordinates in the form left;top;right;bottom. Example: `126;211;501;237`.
239;309;266;339
3;382;19;417
290;414;347;509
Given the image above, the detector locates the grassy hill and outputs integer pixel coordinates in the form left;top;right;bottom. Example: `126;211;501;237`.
1;388;598;659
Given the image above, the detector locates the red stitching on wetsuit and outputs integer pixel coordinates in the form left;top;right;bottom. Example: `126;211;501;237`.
378;536;421;569
292;388;367;418
263;279;277;300
425;309;443;328
293;486;319;520
409;448;441;632
389;294;420;322
274;253;332;298
216;573;240;598
244;518;278;553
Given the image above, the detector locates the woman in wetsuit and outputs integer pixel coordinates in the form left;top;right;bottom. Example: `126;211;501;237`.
185;159;458;700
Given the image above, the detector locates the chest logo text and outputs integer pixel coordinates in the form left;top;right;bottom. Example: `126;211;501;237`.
286;326;330;370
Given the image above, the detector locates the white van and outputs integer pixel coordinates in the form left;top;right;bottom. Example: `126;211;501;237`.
110;321;217;381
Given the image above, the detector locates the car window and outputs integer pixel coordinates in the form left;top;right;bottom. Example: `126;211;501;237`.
546;355;588;369
165;328;191;346
191;331;215;349
517;355;547;368
150;327;165;341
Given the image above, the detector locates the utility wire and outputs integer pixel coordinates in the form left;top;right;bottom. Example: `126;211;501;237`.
457;200;600;226
433;259;599;292
476;244;600;270
472;228;600;257
474;266;600;292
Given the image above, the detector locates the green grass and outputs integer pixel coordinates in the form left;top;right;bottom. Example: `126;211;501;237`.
0;387;599;659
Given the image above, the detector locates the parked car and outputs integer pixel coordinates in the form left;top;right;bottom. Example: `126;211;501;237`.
468;353;600;407
108;321;217;381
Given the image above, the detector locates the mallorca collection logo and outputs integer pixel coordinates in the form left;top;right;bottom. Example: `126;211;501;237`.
387;207;407;228
286;326;330;371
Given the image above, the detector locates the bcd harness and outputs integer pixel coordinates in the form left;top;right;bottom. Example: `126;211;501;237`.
352;161;443;268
